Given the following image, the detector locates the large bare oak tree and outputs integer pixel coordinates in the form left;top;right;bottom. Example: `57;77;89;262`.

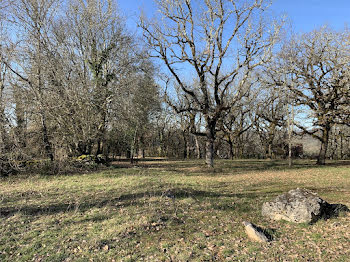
140;0;282;167
280;27;350;165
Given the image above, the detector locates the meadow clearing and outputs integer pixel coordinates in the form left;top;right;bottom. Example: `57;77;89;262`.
1;159;350;261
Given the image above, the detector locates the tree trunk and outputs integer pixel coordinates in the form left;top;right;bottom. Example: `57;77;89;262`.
0;82;5;155
95;117;106;156
41;112;54;161
331;134;337;160
239;144;244;159
126;150;131;159
183;130;188;159
317;125;330;165
0;106;5;156
268;143;272;160
228;139;234;160
340;134;344;160
195;135;201;159
96;140;102;155
206;138;214;168
205;120;216;168
288;143;292;167
0;71;6;156
267;123;276;160
186;138;190;159
130;127;138;164
13;86;26;149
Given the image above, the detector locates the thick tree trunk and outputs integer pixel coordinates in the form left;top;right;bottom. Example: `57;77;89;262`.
267;143;272;160
96;140;102;155
95;119;106;156
317;125;330;165
239;144;244;159
206;138;214;168
228;139;234;160
205;120;216;168
317;142;327;165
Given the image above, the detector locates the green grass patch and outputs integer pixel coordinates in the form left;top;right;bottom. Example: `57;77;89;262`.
1;159;350;261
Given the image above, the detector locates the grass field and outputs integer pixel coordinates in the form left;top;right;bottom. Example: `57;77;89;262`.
1;159;350;261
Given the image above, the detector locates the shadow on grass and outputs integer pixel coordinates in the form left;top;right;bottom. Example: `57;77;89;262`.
0;186;285;218
110;159;350;176
322;203;350;221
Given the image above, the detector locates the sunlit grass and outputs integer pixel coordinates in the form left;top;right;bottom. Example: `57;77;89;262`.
1;159;350;261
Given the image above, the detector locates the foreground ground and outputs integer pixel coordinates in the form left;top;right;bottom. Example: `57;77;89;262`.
1;159;350;261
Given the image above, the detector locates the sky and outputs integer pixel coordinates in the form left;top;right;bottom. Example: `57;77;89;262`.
118;0;350;33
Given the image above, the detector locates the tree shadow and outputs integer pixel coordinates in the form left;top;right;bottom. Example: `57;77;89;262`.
0;186;284;218
110;159;350;176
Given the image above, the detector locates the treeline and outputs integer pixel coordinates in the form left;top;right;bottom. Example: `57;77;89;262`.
1;0;350;175
0;0;161;175
139;0;350;167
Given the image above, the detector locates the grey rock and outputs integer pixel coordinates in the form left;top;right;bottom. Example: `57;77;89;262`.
262;188;331;223
242;221;270;242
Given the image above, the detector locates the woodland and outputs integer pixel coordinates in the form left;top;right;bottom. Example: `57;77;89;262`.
1;1;350;261
0;0;350;175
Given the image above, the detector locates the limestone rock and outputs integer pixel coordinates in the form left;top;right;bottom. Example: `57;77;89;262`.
262;188;330;223
242;221;269;243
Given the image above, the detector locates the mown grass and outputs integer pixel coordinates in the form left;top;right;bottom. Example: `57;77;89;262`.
1;159;350;261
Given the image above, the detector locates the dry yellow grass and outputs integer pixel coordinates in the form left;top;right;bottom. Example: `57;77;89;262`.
1;159;350;261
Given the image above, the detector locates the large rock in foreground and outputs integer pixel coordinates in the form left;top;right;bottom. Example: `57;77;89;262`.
262;188;331;223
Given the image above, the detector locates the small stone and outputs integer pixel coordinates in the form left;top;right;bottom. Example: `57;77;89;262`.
242;221;269;243
332;222;341;228
103;245;109;251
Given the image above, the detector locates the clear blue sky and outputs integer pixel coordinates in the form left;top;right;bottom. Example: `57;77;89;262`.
119;0;350;33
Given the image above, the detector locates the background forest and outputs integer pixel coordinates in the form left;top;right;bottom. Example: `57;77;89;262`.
0;0;350;176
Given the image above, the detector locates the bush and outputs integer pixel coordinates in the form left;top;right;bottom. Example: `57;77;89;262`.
25;159;99;176
76;154;107;165
0;153;26;177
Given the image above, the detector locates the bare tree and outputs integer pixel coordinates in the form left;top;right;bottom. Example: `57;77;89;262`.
253;83;287;159
0;22;8;167
64;0;133;157
5;0;62;161
0;0;161;171
220;94;254;159
140;0;282;167
281;26;350;165
0;9;26;175
0;32;6;155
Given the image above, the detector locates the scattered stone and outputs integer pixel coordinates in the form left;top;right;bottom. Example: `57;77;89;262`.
332;222;341;228
242;221;270;243
261;188;348;224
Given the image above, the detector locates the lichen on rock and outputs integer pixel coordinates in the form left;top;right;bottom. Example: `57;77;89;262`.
262;188;334;223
